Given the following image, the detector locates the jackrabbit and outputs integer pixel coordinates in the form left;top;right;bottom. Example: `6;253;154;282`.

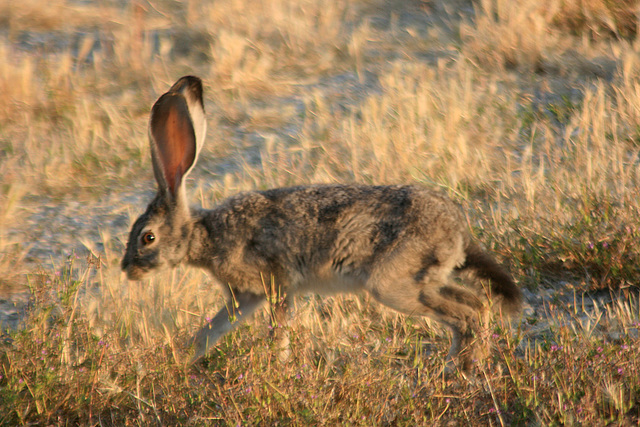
121;76;522;370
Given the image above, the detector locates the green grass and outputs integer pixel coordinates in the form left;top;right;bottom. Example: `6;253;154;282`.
2;0;640;424
2;258;639;424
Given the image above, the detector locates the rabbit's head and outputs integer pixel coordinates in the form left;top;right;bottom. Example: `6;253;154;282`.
121;76;206;280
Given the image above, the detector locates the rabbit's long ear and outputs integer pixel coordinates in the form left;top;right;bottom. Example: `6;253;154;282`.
168;76;206;170
149;94;196;203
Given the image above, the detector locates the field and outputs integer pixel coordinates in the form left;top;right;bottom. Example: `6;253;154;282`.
1;0;640;424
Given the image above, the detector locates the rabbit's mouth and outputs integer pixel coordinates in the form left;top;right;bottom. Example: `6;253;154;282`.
123;264;150;281
121;254;155;280
121;244;162;280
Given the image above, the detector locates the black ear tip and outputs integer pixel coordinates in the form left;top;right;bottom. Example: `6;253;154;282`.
182;75;202;85
170;76;204;104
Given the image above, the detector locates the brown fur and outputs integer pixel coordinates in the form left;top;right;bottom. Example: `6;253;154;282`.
121;76;522;370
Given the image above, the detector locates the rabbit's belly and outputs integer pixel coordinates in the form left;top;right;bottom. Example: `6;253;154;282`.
294;272;365;295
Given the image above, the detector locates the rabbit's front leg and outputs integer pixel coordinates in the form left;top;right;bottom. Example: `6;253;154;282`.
268;295;291;362
190;291;265;364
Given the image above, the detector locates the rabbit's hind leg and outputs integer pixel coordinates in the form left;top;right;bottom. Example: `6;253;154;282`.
369;278;486;372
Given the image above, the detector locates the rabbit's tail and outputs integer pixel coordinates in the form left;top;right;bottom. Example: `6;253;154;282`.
457;241;522;315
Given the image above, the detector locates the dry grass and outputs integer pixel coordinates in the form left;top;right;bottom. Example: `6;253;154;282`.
0;0;119;32
2;0;640;424
461;0;638;71
553;0;639;38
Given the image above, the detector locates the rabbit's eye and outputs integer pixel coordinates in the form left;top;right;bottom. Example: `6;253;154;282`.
141;232;156;246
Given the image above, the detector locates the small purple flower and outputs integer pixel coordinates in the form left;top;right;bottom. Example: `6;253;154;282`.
205;316;212;323
492;333;500;340
295;374;301;379
602;242;609;249
597;346;603;353
618;368;624;374
588;242;595;250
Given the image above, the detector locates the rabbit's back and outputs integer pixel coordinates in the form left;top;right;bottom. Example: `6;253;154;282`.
193;184;469;295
